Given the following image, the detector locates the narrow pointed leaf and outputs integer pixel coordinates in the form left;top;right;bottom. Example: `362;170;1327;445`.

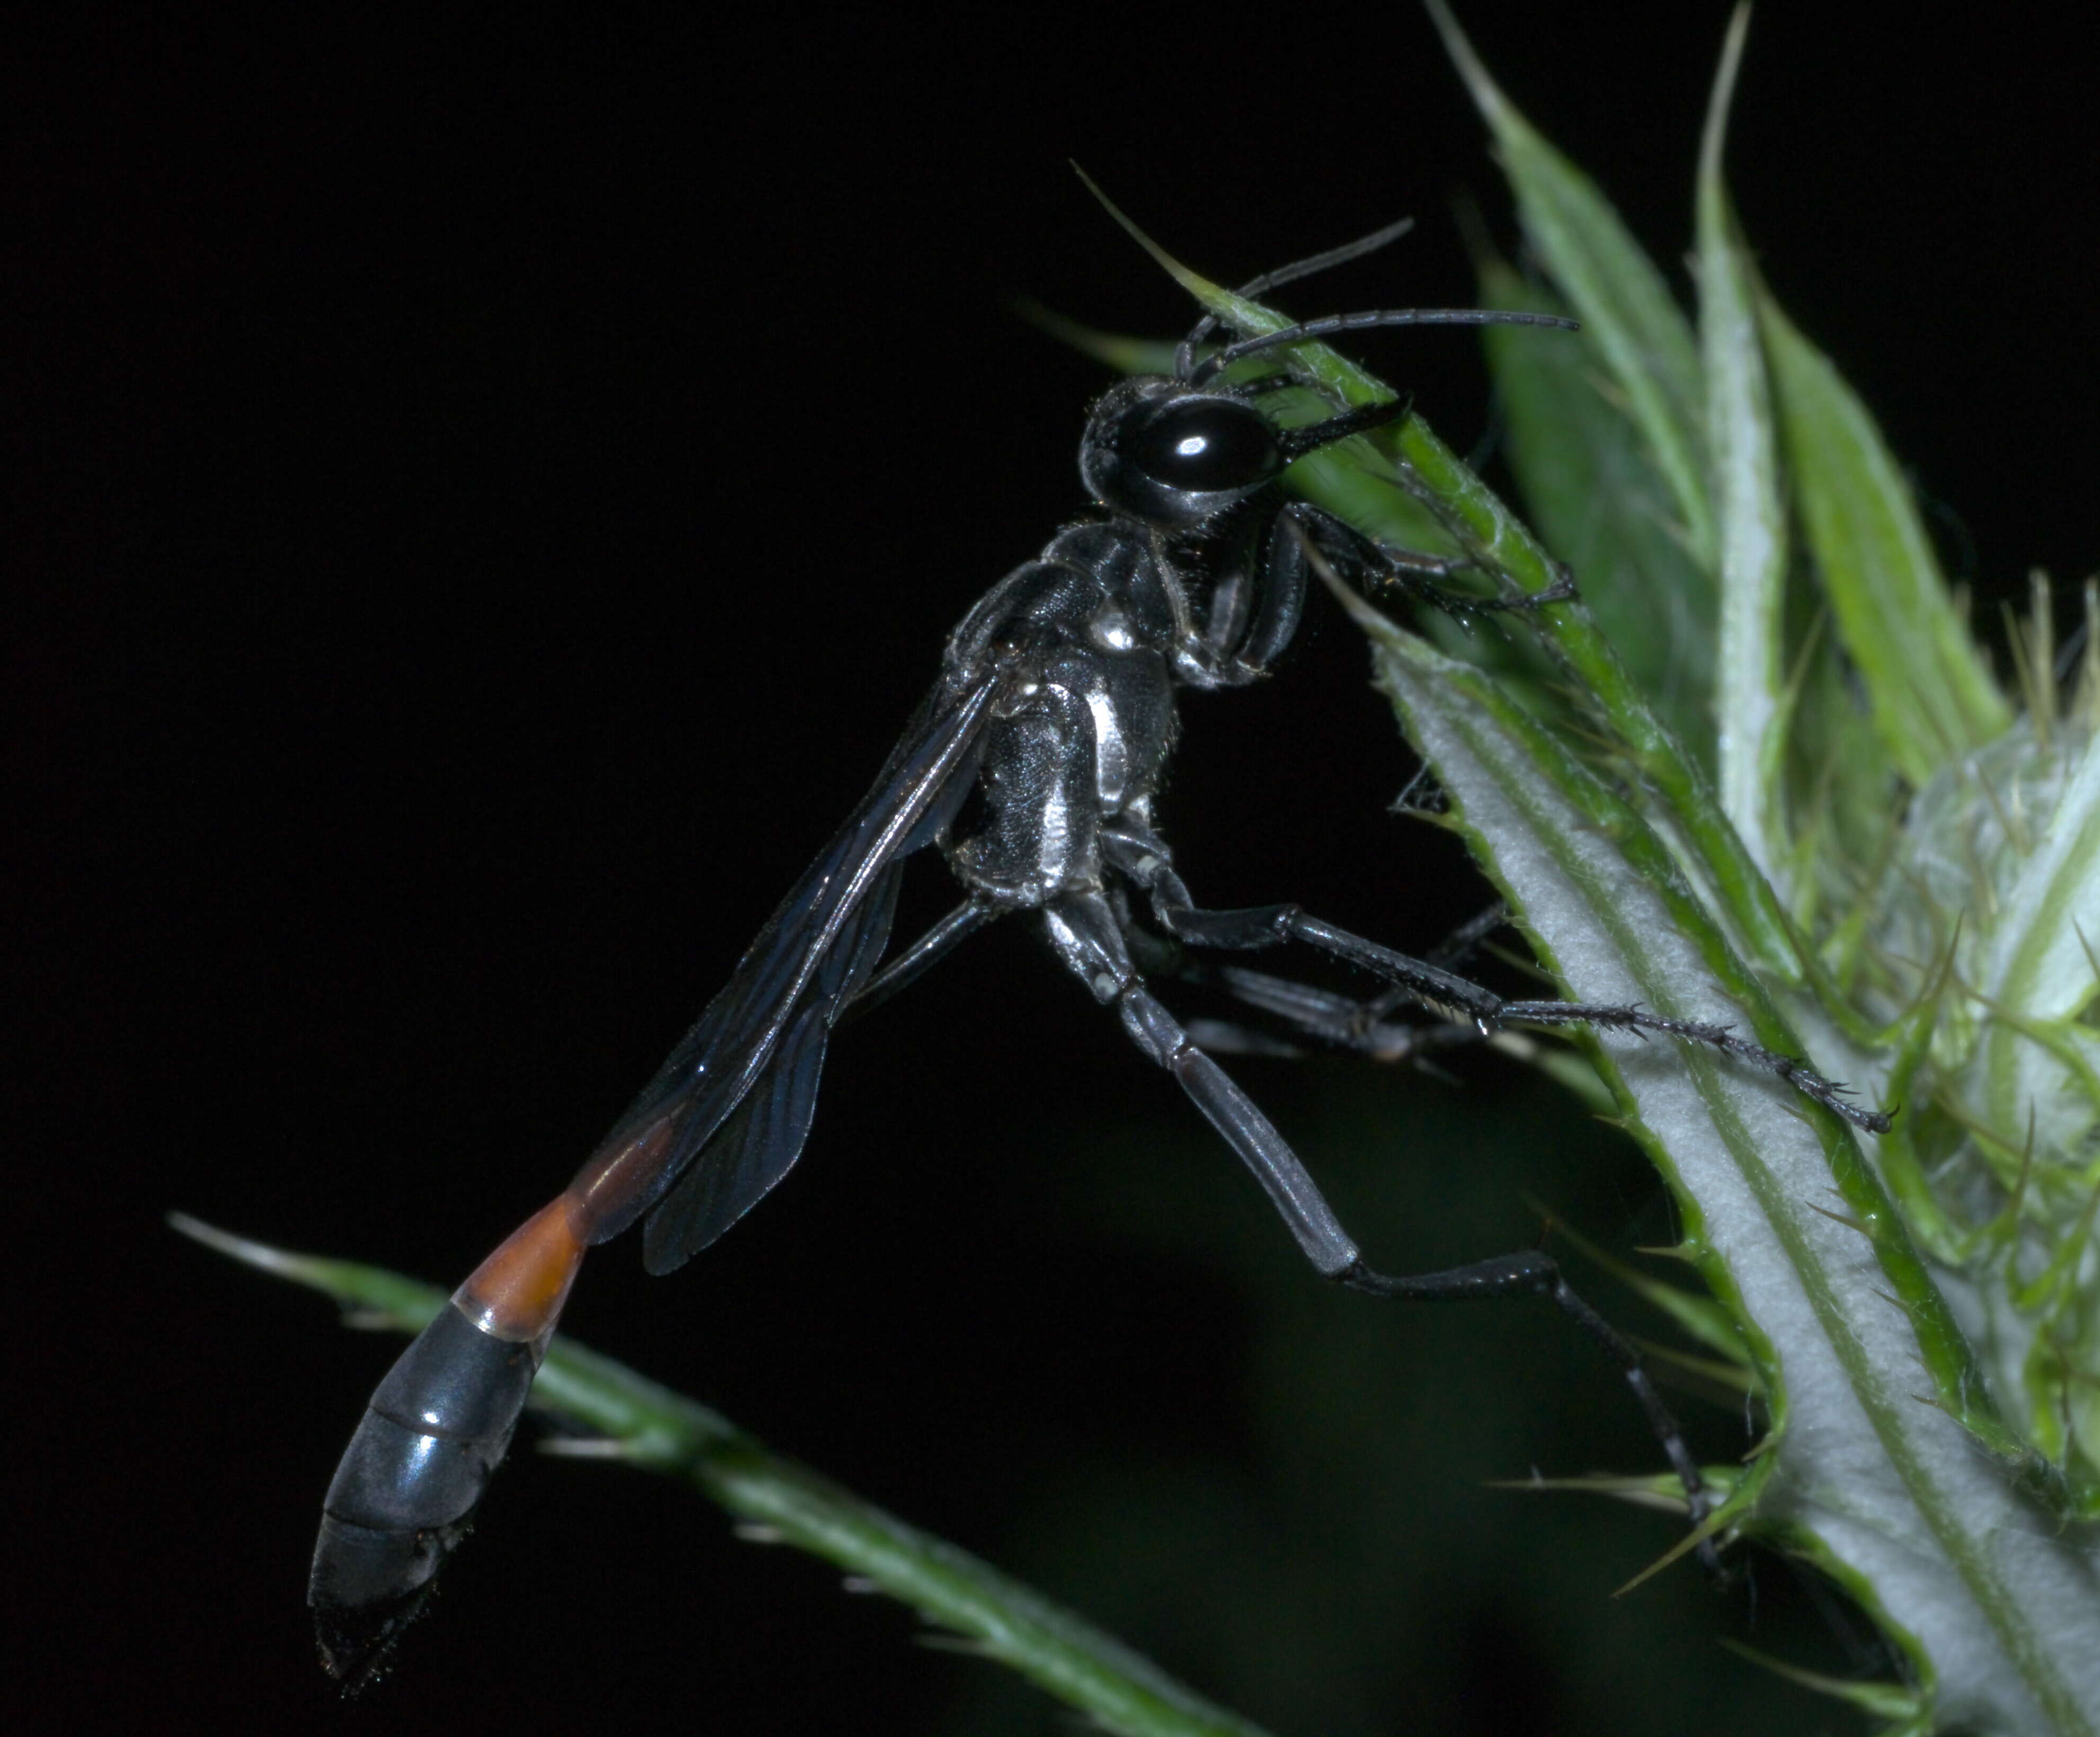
1717;1639;1926;1724
1013;299;1181;378
1427;0;1715;569
1533;1211;1752;1367
1758;290;2011;783
1695;5;1790;882
1478;258;1716;763
1975;726;2100;1142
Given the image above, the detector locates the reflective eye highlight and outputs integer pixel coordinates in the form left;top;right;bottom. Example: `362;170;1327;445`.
1127;398;1280;493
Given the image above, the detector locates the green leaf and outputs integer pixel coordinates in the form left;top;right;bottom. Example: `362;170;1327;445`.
1427;0;1715;570
1975;725;2100;1141
1757;289;2013;784
1012;298;1183;380
1533;1212;1753;1370
1331;600;2100;1736
1477;258;1716;765
1694;6;1790;883
1717;1638;1927;1729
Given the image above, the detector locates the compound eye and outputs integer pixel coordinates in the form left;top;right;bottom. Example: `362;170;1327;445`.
1126;398;1281;494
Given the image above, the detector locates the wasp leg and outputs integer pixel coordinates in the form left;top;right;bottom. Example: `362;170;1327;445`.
1288;503;1578;618
1103;834;1889;1135
1172;959;1478;1065
1139;897;1513;1060
842;895;1001;1023
1038;884;1720;1572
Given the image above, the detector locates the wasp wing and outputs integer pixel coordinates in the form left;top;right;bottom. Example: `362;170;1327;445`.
639;855;904;1270
572;669;1007;1266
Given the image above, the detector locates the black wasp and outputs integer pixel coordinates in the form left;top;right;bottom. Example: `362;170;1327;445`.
310;219;1885;1686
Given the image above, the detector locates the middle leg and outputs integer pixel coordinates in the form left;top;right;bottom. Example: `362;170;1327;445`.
1037;885;1720;1565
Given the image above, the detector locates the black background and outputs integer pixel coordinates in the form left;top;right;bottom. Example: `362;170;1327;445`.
9;7;2095;1735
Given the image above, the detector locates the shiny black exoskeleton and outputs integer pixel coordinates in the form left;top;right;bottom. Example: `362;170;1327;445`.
311;226;1889;1687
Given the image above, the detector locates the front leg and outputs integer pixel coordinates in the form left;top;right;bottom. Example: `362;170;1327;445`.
1287;502;1578;620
